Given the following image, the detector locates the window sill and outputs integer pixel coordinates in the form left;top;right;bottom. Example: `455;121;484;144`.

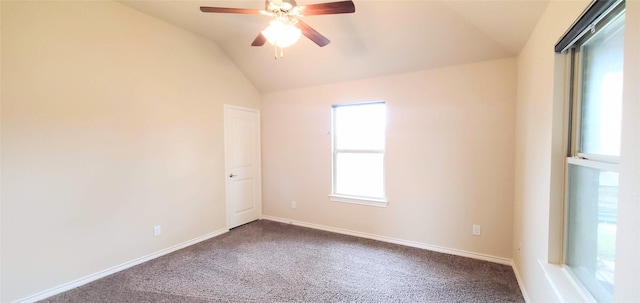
538;260;597;303
329;195;388;207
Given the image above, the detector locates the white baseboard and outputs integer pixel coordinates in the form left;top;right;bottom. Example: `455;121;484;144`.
17;218;522;302
261;215;513;265
511;260;531;302
15;228;228;303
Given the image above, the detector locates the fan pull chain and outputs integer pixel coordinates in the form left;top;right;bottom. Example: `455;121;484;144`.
273;44;286;59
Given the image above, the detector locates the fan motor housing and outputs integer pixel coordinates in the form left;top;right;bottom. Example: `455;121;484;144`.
265;0;298;12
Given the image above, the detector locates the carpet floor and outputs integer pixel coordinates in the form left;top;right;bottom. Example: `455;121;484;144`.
42;220;524;302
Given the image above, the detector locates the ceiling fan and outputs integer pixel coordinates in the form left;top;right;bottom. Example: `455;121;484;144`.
200;0;355;54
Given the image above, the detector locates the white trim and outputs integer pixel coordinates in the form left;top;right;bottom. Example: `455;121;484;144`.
576;153;619;164
331;100;386;108
539;260;598;303
334;149;385;154
511;262;531;302
261;215;512;266
329;194;388;207
567;157;620;172
14;229;228;303
223;104;260;113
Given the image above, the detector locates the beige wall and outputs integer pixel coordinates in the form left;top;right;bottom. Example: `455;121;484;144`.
261;58;517;260
0;1;260;301
512;1;589;301
513;0;640;302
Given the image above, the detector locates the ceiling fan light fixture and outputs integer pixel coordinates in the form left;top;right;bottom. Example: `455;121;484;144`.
262;20;301;48
265;0;298;12
200;0;355;51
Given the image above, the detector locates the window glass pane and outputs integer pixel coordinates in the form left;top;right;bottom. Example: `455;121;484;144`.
579;14;624;156
335;103;385;150
335;153;384;198
566;164;617;303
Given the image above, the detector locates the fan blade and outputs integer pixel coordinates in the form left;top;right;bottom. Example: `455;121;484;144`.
296;20;330;47
200;7;262;14
298;0;355;16
251;32;267;46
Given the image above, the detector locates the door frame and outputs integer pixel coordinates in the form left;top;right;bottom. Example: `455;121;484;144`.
223;104;262;229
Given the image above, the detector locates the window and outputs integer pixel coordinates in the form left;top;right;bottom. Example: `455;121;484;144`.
330;102;386;206
564;3;624;302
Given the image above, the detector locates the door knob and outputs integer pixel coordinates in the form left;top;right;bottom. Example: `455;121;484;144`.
229;174;236;178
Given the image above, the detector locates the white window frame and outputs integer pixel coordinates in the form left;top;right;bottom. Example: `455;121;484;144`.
543;2;625;302
329;101;388;207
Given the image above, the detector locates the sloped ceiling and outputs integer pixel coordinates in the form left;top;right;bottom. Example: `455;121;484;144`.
119;0;549;92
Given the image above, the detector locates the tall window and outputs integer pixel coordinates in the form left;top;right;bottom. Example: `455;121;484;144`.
331;102;386;206
565;2;624;302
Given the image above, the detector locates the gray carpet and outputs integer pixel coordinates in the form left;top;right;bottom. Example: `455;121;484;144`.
42;220;524;302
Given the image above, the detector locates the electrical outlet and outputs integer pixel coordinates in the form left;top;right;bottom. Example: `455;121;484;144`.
292;201;297;209
472;224;481;236
153;225;161;237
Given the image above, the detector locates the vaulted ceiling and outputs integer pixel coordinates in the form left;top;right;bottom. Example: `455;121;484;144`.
119;0;550;92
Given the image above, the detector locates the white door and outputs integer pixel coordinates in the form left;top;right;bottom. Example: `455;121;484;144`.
224;105;261;229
